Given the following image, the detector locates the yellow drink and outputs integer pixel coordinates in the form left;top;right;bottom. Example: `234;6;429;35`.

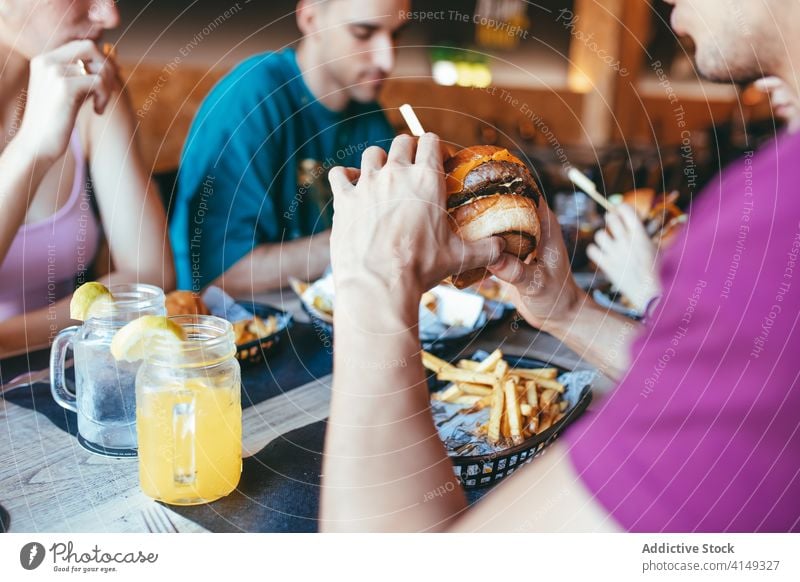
137;378;242;505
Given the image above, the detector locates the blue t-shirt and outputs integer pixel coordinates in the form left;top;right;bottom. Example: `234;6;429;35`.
170;49;394;290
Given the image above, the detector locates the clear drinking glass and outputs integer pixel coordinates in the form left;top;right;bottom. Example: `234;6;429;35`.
50;284;166;457
135;315;242;505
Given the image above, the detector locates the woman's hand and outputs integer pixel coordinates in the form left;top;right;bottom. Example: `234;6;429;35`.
16;40;119;164
587;203;660;311
487;195;585;333
328;133;504;298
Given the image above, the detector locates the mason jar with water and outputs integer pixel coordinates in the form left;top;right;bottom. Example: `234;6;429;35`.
50;284;166;457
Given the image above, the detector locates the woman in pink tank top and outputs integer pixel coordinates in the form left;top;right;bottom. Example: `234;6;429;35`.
0;0;175;356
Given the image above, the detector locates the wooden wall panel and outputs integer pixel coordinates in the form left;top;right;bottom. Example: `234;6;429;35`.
121;65;740;173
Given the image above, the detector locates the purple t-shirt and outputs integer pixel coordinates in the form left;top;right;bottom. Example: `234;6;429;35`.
566;130;800;532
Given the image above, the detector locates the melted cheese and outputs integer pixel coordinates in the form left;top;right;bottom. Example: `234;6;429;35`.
446;148;519;194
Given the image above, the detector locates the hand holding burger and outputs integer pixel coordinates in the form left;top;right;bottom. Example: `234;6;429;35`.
327;132;584;341
328;134;505;304
444;144;585;334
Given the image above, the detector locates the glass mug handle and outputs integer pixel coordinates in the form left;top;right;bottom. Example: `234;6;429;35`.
50;326;79;413
173;399;196;486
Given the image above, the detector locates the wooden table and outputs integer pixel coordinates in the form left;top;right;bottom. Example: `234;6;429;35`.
0;289;610;533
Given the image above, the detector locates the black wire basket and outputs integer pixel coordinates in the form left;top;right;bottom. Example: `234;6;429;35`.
429;351;593;489
233;302;293;365
301;300;512;356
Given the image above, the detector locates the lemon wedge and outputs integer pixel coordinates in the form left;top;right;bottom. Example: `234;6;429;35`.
111;315;187;362
70;282;114;321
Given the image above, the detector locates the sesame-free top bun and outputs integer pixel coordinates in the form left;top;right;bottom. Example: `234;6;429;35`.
443;145;512;175
621;188;657;221
445;145;542;288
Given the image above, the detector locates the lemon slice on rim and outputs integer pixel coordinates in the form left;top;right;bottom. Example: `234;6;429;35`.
70;282;114;321
111;315;187;362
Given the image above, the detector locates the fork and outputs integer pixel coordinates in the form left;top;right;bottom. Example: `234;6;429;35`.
1;359;73;396
1;367;51;395
140;504;179;533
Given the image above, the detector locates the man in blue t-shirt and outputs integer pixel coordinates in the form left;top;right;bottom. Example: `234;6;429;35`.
170;0;409;294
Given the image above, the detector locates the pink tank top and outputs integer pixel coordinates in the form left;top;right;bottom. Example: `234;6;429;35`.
0;131;101;320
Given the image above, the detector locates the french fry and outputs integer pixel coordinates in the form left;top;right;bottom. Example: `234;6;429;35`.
457;382;492;396
520;403;533;416
313;295;333;316
457;359;480;370
461;393;493;414
540;388;559;407
501;408;511;439
102;42;117;59
453;394;482;405
539;411;553;432
531;377;565;393
436;368;497;386
476;349;503;372
288;276;310;297
431;384;462;402
525;380;539;408
559;400;569;413
527;414;539;435
421;291;438;313
503;378;524;445
422;351;454;374
513;367;559;381
467;393;494;413
493;359;509;380
487;382;504;444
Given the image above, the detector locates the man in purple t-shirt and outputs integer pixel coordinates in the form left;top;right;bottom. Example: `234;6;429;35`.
562;134;800;532
317;0;799;532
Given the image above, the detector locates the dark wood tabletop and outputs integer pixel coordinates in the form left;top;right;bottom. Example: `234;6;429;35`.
0;287;610;533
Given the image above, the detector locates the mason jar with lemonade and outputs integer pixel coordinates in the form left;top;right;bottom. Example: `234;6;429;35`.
112;313;243;505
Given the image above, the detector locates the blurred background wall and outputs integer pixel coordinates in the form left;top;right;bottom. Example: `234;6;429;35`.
111;0;775;200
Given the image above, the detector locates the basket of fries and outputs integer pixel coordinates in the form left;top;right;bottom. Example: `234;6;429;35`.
290;275;510;354
424;349;593;489
165;290;293;365
232;301;293;364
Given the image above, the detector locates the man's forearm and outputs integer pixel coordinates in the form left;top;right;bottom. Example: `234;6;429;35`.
215;231;331;297
320;279;467;532
545;292;640;383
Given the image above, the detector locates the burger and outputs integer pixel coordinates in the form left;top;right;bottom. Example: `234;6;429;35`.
611;188;686;247
445;145;542;288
